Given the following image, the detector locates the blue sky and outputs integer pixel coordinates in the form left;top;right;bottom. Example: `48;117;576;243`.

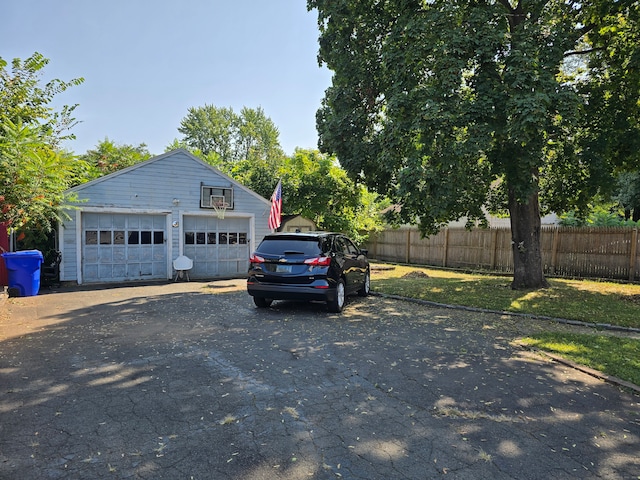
2;0;333;156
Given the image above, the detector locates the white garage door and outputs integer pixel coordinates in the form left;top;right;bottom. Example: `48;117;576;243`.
183;215;249;278
82;213;167;283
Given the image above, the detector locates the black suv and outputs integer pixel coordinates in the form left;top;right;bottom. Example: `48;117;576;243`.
247;232;370;312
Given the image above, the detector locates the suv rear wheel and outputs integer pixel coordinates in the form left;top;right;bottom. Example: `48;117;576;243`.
254;297;273;308
327;279;345;313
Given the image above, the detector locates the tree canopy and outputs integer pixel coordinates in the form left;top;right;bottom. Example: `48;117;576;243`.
81;138;152;179
178;105;283;164
0;53;86;234
231;148;386;241
309;0;640;288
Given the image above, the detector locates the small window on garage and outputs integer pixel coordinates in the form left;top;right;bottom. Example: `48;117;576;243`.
100;231;112;244
86;230;98;245
141;231;152;245
207;232;217;244
114;231;125;244
153;231;164;244
185;232;194;244
196;232;206;244
128;231;140;244
239;233;247;244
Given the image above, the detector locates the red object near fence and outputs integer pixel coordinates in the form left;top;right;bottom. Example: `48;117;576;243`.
0;222;9;287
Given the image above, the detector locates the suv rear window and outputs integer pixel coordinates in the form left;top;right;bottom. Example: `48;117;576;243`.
257;237;324;256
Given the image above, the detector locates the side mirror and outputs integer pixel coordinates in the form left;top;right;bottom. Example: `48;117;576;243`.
360;249;369;257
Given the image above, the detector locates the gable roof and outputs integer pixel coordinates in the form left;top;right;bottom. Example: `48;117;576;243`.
67;148;271;206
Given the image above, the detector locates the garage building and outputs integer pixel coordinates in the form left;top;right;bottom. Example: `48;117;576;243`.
58;149;272;284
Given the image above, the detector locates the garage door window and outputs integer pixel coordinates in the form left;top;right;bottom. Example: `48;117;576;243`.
86;230;164;245
185;231;247;245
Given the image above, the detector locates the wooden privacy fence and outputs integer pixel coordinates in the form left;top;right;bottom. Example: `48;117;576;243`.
365;227;640;282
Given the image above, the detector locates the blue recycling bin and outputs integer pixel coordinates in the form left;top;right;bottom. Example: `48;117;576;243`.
1;250;44;297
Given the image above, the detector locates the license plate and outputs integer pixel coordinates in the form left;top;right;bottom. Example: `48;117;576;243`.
276;264;292;273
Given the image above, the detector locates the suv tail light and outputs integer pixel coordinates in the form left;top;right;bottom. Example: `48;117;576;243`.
250;254;265;264
304;256;331;267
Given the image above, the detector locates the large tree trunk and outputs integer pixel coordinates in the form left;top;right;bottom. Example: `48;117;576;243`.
508;187;549;290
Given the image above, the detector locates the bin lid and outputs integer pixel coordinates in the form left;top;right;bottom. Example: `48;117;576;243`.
1;249;44;259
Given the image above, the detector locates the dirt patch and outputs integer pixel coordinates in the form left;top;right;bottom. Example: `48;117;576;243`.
402;270;429;279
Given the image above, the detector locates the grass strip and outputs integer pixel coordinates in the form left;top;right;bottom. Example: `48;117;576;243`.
519;333;640;387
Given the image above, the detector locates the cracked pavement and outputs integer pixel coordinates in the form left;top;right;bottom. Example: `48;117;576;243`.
1;280;639;479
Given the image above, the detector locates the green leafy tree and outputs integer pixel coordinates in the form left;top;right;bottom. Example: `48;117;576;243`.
1;120;84;232
0;52;84;147
616;172;640;222
309;0;640;289
81;138;152;179
235;107;284;163
178;105;283;163
0;53;86;234
237;149;385;241
579;3;640;175
178;105;237;159
282;149;364;236
164;138;190;152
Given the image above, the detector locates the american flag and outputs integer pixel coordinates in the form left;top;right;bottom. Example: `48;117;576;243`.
268;180;282;231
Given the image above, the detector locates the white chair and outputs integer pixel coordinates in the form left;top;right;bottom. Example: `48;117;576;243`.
173;255;193;281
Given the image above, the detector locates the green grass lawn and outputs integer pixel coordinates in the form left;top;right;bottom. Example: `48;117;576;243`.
370;263;640;387
370;264;640;328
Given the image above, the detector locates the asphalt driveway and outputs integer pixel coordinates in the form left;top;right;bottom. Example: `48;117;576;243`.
1;280;638;479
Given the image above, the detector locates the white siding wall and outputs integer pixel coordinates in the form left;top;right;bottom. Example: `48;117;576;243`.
61;150;272;283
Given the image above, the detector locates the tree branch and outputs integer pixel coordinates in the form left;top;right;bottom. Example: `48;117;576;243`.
564;47;604;58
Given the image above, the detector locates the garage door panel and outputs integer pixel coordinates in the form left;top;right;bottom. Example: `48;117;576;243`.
99;215;113;228
82;213;167;283
98;264;112;279
84;264;98;280
153;246;165;261
139;263;153;276
113;247;126;262
182;215;249;278
84;214;99;229
100;249;113;263
140;248;152;261
84;246;98;262
113;264;127;278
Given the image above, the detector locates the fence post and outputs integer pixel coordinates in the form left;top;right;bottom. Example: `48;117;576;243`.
405;229;411;264
630;228;638;282
490;229;498;270
443;228;449;267
550;227;560;275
